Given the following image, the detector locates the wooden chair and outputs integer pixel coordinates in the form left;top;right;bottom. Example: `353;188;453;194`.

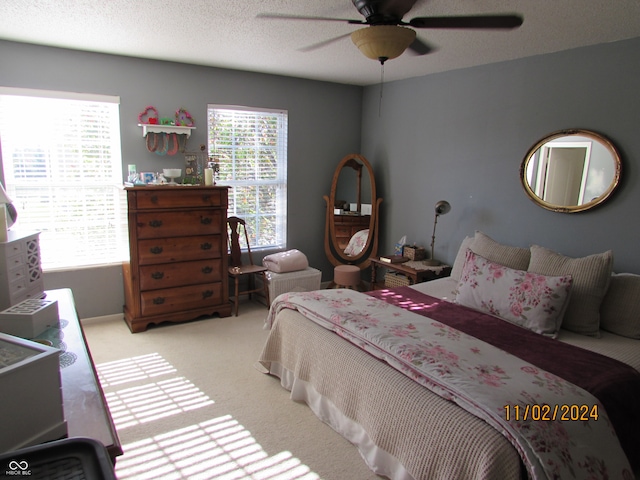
227;216;270;316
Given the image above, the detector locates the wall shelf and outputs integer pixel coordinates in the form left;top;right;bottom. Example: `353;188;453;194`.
138;124;195;138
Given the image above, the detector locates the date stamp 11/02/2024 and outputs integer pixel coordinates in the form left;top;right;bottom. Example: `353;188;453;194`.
504;404;599;422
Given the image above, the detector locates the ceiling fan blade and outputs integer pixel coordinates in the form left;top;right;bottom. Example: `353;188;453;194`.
408;37;436;56
299;33;354;52
409;14;523;29
257;13;365;24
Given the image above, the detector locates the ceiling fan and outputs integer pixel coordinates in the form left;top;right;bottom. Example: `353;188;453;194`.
259;0;523;64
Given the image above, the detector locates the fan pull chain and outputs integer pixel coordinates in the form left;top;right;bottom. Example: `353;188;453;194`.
378;63;385;117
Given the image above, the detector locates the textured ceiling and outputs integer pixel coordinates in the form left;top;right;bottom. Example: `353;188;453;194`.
1;0;639;86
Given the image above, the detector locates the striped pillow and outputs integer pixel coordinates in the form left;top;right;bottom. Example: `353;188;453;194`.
528;245;613;337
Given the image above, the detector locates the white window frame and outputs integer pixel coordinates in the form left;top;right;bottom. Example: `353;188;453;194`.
207;104;287;250
0;87;128;271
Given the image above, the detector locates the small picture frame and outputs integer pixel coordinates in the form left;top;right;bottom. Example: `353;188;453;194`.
183;152;202;185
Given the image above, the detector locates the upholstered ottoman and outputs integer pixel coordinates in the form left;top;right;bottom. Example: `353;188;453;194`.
265;267;322;303
333;264;364;290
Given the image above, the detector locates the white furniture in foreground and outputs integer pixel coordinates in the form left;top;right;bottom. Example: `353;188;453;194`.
265;267;322;303
0;230;44;311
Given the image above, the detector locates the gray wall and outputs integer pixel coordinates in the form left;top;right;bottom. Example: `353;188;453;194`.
361;37;640;275
2;36;639;317
0;40;362;318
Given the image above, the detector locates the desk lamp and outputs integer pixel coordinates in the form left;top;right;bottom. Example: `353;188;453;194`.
424;200;451;266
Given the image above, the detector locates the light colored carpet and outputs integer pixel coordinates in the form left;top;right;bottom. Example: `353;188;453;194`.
82;299;381;480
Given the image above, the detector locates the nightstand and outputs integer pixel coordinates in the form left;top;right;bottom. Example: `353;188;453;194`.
369;257;451;290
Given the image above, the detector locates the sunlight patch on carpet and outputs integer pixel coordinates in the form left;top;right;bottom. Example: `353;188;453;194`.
105;377;214;430
96;354;320;479
115;416;320;480
97;353;176;387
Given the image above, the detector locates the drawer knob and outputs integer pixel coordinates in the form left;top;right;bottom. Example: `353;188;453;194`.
150;246;164;255
150;195;158;204
152;297;165;305
149;219;163;228
202;290;214;299
201;266;213;274
200;217;212;225
151;271;164;280
200;242;212;250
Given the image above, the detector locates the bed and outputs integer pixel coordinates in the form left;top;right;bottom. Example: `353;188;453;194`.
258;231;640;480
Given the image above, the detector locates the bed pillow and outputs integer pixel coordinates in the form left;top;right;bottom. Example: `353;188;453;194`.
599;273;640;339
450;235;475;281
451;231;530;281
455;249;573;337
344;229;369;256
472;231;531;271
528;245;612;337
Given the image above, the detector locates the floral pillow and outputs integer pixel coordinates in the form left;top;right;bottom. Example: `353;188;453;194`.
344;229;369;256
455;249;573;337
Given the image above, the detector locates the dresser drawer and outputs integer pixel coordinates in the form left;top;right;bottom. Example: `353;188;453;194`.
6;262;28;286
139;259;222;291
1;241;25;261
335;226;351;237
8;272;29;297
136;210;223;239
133;189;225;210
140;283;223;316
138;235;222;265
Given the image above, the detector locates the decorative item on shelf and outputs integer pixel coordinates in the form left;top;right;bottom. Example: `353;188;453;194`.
139;172;155;184
423;200;451;266
403;245;426;261
138;107;193;155
213;161;220;185
175;108;194;127
183;145;208;185
183;152;199;185
205;157;221;186
0;298;59;339
127;164;137;183
0;183;12;242
165;133;180;156
162;169;182;185
144;131;186;156
137;106;159;124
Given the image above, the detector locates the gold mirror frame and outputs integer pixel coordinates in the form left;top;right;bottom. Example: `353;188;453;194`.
323;154;382;268
520;129;622;213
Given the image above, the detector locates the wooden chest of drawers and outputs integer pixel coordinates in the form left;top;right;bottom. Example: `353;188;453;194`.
122;186;231;332
0;230;44;311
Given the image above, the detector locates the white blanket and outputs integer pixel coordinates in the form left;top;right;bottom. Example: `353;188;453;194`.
262;249;309;273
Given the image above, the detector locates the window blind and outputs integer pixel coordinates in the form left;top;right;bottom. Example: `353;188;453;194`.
208;105;287;249
0;90;128;270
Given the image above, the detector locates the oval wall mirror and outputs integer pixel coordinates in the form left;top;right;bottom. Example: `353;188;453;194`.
323;154;382;268
520;129;622;213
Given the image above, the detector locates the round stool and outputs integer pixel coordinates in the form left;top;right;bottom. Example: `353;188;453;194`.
333;265;361;290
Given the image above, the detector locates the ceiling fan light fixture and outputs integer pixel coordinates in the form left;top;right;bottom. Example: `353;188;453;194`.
351;25;416;64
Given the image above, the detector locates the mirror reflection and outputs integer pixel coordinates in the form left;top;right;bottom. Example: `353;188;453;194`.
324;154;382;268
520;129;621;213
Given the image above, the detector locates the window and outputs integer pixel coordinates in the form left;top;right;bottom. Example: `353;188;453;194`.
208;105;287;250
0;88;128;271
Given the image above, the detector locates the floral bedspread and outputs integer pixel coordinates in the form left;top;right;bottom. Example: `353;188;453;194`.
266;289;634;480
